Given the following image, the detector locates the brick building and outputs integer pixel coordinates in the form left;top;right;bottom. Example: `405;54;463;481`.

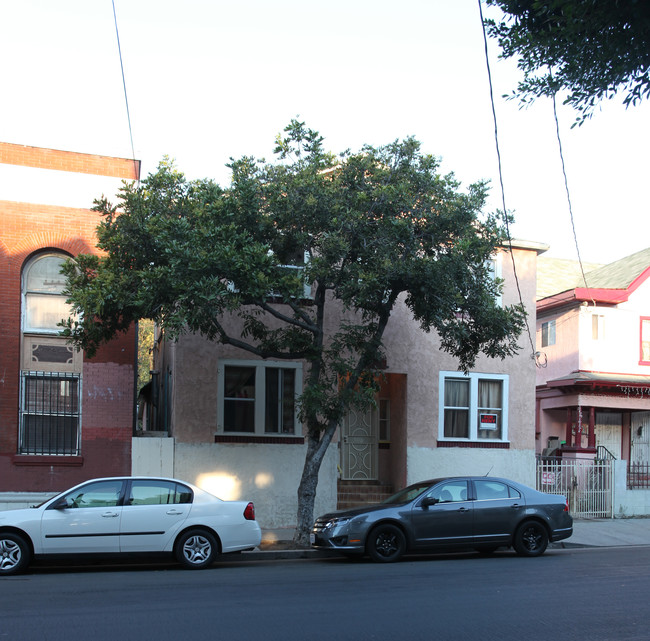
0;143;140;504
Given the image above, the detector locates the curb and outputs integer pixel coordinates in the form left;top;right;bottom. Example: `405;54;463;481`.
241;547;331;561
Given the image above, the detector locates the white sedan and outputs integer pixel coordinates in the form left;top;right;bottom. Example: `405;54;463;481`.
0;476;262;575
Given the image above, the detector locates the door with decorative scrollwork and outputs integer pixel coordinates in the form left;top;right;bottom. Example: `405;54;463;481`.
340;407;378;480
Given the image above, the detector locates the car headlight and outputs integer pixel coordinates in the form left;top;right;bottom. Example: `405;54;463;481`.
324;516;351;529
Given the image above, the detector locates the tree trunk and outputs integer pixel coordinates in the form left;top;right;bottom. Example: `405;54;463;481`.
293;421;338;547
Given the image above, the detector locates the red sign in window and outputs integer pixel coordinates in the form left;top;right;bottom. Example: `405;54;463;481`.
479;413;498;429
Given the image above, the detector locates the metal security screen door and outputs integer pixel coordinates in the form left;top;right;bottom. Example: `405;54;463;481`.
341;408;378;480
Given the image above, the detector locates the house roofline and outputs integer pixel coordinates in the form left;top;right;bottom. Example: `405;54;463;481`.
537;261;650;313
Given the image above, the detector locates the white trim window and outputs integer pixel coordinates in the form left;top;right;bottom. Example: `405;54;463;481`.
439;372;509;442
541;320;556;347
217;360;302;435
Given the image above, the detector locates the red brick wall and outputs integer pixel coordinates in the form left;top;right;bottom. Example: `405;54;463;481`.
0;145;138;492
0;142;140;180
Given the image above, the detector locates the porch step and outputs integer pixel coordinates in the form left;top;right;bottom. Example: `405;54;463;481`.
337;480;394;510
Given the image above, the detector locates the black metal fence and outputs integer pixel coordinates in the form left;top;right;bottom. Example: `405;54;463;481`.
20;371;80;455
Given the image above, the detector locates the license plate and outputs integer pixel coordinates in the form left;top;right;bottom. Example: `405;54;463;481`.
309;533;315;544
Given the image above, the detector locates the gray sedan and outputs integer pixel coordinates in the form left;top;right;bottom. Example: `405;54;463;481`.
311;476;573;562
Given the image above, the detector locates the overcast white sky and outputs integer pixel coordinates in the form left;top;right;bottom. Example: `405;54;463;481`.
1;0;647;264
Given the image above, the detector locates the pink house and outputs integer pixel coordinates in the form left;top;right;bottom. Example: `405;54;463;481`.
536;248;650;510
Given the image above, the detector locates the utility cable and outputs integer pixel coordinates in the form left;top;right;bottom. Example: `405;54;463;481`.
477;0;537;363
112;0;139;182
551;92;593;300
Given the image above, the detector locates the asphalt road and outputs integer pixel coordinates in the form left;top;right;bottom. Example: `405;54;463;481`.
2;547;649;641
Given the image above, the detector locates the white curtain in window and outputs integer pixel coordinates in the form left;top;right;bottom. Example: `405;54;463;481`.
444;379;469;438
478;379;502;439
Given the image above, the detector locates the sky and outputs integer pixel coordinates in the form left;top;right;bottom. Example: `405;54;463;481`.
1;0;648;265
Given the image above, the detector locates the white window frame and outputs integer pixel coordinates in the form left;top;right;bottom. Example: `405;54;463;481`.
541;319;556;347
22;252;75;335
216;359;302;436
592;314;605;340
438;371;509;443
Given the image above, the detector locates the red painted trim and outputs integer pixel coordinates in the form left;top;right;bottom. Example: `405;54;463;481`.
538;267;650;313
437;441;509;449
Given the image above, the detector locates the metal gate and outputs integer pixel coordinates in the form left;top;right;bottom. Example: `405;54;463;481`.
536;458;613;518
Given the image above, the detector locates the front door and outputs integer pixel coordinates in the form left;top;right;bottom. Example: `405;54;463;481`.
631;412;650;464
595;412;622;458
341;407;378;480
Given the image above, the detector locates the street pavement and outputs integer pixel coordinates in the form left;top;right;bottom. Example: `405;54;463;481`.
244;517;650;560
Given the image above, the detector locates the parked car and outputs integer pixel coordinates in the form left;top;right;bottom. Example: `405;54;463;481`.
311;476;572;562
0;476;262;575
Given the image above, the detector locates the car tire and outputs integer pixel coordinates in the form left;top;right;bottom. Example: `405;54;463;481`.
513;521;549;557
367;524;406;563
0;532;31;576
175;529;219;569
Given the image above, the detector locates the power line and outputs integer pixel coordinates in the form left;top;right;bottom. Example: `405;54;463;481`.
551;92;593;300
477;0;537;363
112;0;138;180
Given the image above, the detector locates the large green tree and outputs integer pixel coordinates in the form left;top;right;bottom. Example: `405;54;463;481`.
485;0;650;122
62;121;526;544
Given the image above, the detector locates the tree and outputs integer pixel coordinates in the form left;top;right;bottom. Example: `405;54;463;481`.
61;121;526;545
485;0;650;122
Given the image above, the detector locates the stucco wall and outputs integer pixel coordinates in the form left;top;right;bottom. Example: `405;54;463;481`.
132;438;338;529
407;445;537;487
613;459;650;517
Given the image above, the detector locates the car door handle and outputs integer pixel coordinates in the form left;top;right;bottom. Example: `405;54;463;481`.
102;512;119;518
166;509;184;516
510;504;522;509
457;507;470;513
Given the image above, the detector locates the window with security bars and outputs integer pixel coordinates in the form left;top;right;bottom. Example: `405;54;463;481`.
20;372;80;455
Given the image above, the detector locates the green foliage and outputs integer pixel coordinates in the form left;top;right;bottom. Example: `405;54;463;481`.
137;319;154;392
485;0;650;123
62;121;527;541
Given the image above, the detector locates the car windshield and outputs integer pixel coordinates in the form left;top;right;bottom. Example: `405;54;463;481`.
382;481;439;505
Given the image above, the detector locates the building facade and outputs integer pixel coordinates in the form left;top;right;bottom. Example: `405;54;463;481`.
536;249;650;467
0;143;140;506
136;241;546;530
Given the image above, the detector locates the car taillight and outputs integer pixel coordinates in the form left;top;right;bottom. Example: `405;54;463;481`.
244;502;255;521
564;498;570;512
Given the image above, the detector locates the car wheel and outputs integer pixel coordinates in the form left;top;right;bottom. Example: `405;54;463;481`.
367;524;406;563
514;521;549;557
0;533;31;576
175;529;219;569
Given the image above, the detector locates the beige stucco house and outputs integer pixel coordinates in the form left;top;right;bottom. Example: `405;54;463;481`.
134;240;547;530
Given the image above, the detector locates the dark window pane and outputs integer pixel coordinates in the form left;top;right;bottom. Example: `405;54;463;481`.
224;366;256;432
20;372;80;455
265;368;295;434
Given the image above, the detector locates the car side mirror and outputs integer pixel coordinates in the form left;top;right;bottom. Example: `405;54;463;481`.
420;497;439;508
50;497;72;510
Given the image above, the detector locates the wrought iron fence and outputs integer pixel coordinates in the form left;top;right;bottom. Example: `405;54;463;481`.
628;462;650;489
536;457;613;518
19;371;80;455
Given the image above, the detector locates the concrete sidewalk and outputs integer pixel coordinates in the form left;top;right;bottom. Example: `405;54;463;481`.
242;518;650;560
556;517;650;548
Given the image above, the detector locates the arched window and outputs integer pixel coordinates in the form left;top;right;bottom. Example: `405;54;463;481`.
20;252;81;456
22;253;71;334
